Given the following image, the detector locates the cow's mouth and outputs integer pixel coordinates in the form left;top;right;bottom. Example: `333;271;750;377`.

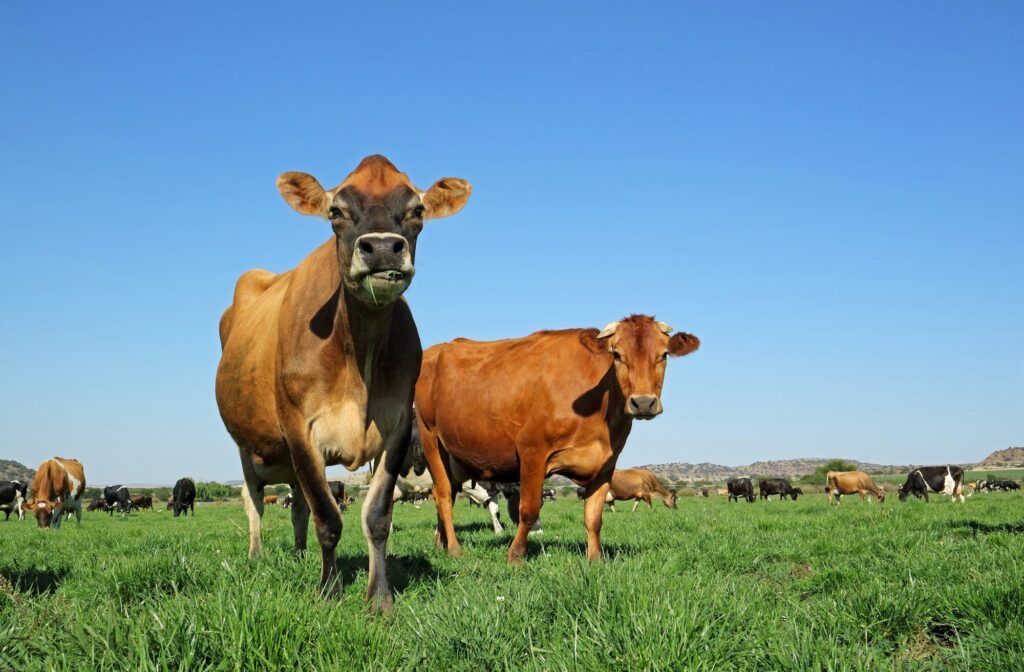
358;268;413;306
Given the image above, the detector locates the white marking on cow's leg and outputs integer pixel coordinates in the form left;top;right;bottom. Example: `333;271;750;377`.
486;499;503;533
239;475;264;557
631;499;641;513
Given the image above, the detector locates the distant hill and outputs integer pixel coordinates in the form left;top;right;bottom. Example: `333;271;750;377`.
975;447;1024;470
0;459;34;483
631;458;915;485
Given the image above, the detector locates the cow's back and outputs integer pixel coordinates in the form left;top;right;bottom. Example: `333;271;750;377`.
215;266;293;459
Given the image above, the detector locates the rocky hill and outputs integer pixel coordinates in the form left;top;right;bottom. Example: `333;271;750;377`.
975;447;1024;470
0;459;34;483
633;458;912;484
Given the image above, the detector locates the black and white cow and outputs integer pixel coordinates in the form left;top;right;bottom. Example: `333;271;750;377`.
898;465;965;503
103;485;132;514
758;478;803;501
727;478;756;503
541;488;557;503
168;478;196;517
0;480;28;521
976;479;1019;493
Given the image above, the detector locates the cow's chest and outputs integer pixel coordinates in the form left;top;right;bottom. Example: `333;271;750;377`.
548;440;615;483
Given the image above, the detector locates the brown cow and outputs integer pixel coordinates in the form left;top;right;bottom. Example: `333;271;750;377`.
417;314;699;562
826;471;886;504
130;494;153;510
605;468;677;512
263;495;279;506
215;155;471;609
22;457;86;528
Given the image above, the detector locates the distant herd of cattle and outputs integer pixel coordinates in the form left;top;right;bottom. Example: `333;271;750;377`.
2;459;1015;530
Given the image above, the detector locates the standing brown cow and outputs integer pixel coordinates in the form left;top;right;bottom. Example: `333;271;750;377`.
605;468;677;512
22;457;86;528
826;471;886;504
215;155;472;609
417;314;699;562
263;495;279;506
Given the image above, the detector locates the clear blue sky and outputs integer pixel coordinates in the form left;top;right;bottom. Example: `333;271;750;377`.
1;3;1020;485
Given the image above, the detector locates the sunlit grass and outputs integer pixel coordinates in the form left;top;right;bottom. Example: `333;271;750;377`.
2;493;1023;670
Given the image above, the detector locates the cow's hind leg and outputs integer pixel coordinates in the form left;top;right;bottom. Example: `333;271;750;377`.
240;471;266;558
631;499;641;513
290;485;310;552
420;425;461;556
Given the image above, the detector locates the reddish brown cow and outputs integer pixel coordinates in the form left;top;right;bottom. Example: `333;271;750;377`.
263;495;279;506
215;155;472;609
605;468;677;512
826;471;886;504
416;314;699;562
22;457;86;528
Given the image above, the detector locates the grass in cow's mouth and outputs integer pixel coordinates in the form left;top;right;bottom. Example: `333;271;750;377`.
363;271;407;306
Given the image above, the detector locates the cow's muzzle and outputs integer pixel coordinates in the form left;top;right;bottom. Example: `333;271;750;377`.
349;233;415;306
626;395;662;419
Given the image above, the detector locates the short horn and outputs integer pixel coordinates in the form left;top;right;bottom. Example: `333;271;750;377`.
597;321;620;339
656;321;673;334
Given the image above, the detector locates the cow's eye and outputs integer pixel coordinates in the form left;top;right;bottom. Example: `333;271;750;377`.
661;351;669;361
612;351;622;362
328;207;348;221
410;205;425;219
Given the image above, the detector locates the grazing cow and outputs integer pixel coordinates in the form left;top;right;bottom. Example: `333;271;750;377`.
727;478;756;503
898;465;965;503
417;314;700;562
215;155;472;607
264;495;279;506
0;480;28;521
282;493;294;508
576;487;587;500
87;498;107;512
758;478;802;501
328;481;351;511
169;478;196;517
541;488;557;503
605;469;677;512
21;457;86;528
826;471;885;504
103;485;132;515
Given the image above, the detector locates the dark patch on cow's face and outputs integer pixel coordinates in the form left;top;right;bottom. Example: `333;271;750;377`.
329;184;422;308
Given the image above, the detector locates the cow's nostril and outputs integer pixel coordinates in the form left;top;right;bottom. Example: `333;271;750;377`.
358;240;374;255
392;239;405;255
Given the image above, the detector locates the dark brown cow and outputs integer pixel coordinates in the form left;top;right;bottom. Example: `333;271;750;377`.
417;314;699;562
130;494;153;510
215;155;471;609
605;468;677;512
826;471;886;504
22;457;86;528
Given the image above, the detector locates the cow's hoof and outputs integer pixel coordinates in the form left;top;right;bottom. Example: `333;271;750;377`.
367;593;395;615
446;546;463;558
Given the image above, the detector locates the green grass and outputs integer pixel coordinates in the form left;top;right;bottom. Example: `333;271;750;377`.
2;493;1023;671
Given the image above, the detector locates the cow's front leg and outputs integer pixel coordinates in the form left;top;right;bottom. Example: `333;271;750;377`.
508;465;545;563
363;437;407;613
582;479;611;562
290;485;310;553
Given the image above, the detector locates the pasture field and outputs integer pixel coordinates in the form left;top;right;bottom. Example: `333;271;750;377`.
2;493;1023;671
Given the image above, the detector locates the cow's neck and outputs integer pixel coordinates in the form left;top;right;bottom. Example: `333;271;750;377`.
335;287;395;389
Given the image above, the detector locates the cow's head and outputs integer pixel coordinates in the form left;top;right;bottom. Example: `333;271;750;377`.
666;488;678;509
23;499;62;529
790;488;803;500
585;315;699;419
277;155;471;309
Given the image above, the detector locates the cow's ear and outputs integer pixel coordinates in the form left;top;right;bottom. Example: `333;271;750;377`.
277;172;330;216
579;328;608;355
421;178;472;219
668;332;700;357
